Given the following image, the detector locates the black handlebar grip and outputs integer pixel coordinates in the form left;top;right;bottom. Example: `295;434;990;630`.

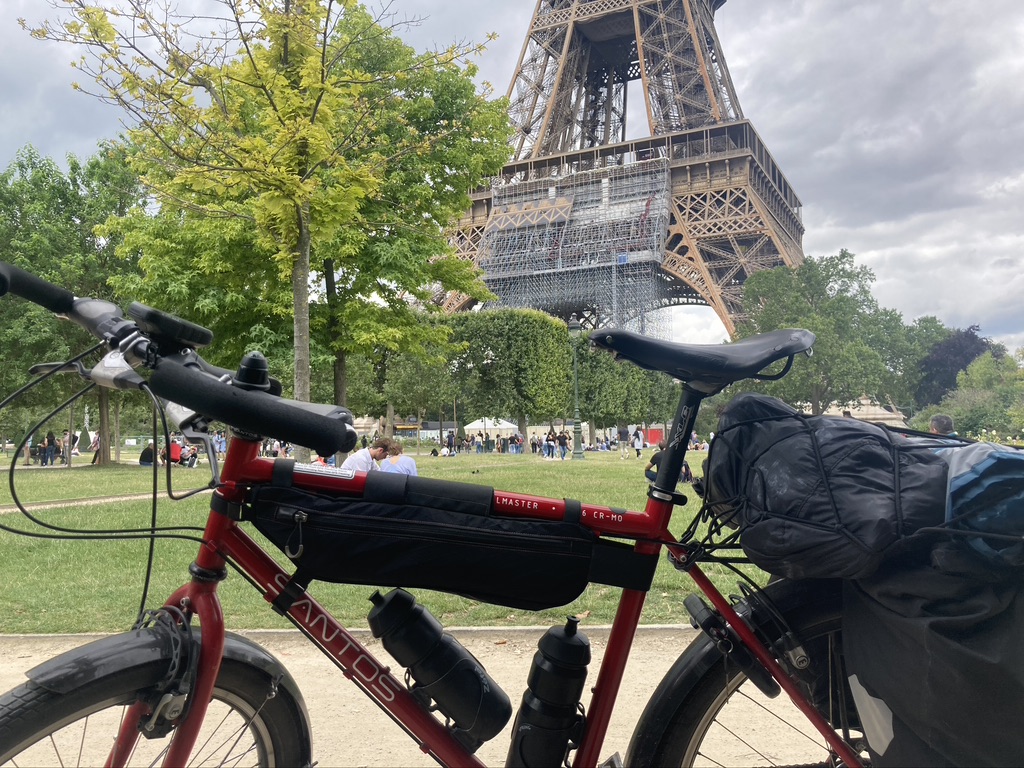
148;360;357;456
0;261;76;314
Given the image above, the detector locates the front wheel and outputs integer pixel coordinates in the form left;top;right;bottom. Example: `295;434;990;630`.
0;657;307;767
627;578;868;767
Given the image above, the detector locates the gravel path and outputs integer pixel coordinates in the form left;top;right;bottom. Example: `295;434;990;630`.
0;625;698;767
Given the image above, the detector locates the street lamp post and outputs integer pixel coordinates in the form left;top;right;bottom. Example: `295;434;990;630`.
568;314;585;460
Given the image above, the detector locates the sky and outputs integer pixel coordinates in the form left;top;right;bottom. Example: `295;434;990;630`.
2;0;1023;350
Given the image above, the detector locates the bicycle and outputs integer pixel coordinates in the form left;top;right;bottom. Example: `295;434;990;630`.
0;260;865;767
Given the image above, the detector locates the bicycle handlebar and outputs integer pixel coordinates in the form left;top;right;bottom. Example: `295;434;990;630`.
0;262;76;313
0;261;357;456
149;359;356;456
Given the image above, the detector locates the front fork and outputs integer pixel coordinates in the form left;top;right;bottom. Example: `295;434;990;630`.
105;518;233;767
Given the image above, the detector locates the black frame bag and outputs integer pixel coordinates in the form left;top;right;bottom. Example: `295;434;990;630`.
245;464;656;611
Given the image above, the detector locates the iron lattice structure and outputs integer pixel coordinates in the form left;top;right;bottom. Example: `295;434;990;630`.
446;0;804;336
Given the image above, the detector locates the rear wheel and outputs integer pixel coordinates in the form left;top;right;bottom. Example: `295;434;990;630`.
627;579;869;767
0;658;306;767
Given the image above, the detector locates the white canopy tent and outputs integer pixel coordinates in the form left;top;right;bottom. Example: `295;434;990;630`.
463;417;519;434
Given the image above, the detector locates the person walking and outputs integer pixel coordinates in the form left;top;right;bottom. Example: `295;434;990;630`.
557;430;570;460
618;424;630;459
632;427;644;459
89;431;101;464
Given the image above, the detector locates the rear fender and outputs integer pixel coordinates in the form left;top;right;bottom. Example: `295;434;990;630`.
627;578;842;765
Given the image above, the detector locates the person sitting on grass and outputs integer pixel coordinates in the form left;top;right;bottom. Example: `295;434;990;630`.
139;441;155;467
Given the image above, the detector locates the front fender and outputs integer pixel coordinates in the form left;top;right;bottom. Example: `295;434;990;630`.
26;626;312;761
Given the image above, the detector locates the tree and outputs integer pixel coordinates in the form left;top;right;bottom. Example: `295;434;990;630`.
575;344;656;439
383;340;460;451
0;144;144;462
26;2;506;459
919;350;1024;437
738;250;888;415
105;205;296;376
915;325;998;407
449;310;571;432
315;8;510;407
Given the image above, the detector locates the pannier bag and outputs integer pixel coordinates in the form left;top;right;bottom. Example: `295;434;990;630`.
844;541;1024;766
943;441;1024;566
245;464;657;611
703;393;949;579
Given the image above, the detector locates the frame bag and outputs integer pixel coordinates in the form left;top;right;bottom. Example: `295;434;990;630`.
245;464;657;611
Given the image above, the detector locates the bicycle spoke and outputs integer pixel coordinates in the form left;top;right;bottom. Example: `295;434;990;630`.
732;687;828;748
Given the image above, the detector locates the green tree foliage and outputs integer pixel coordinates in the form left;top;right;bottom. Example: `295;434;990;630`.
105;208;295;377
26;1;508;441
317;9;511;406
738;250;887;415
448;310;570;431
921;350;1024;437
0;145;144;455
384;345;460;433
574;342;662;439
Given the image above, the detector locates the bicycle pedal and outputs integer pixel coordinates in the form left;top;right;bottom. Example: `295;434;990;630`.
598;752;624;768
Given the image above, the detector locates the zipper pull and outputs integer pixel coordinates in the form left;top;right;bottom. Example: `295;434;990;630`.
278;509;307;559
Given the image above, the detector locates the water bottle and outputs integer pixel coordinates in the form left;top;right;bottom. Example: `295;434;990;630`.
506;616;591;767
367;589;511;752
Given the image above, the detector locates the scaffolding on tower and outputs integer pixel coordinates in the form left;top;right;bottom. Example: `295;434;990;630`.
479;158;671;335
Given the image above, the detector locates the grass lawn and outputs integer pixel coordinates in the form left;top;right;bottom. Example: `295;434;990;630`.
0;447;761;634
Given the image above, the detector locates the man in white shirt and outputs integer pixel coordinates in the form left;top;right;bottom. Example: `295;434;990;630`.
340;438;390;472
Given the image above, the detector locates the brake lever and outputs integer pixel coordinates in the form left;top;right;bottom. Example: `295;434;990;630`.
89;350;147;390
163;401;220;483
29;361;91;378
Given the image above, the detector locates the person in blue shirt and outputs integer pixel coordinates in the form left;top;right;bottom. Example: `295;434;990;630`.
380;440;418;476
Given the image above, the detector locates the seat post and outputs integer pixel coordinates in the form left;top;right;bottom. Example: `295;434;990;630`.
651;384;706;497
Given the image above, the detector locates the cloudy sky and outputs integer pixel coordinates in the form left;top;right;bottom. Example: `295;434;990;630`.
3;1;1023;349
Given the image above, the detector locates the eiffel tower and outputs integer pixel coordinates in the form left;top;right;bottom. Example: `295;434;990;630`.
445;0;804;336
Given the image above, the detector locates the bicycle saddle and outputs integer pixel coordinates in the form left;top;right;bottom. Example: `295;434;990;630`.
591;328;815;387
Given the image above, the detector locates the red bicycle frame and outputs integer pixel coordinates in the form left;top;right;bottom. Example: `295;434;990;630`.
110;435;863;768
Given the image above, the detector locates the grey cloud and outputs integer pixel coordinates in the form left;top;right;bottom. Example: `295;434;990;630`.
2;0;1022;350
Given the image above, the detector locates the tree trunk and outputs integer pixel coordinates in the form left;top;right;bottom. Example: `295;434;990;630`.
324;257;348;407
114;398;121;463
385;402;395;438
291;204;313;464
96;388;111;465
333;353;348;406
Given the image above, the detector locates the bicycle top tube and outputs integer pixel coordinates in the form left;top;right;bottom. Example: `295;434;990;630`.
221;452;675;541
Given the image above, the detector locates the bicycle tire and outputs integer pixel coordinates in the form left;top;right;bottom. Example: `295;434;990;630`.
627;578;867;767
0;657;307;767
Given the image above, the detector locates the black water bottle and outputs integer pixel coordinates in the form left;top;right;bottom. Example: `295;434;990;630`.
506;617;591;767
368;589;511;753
